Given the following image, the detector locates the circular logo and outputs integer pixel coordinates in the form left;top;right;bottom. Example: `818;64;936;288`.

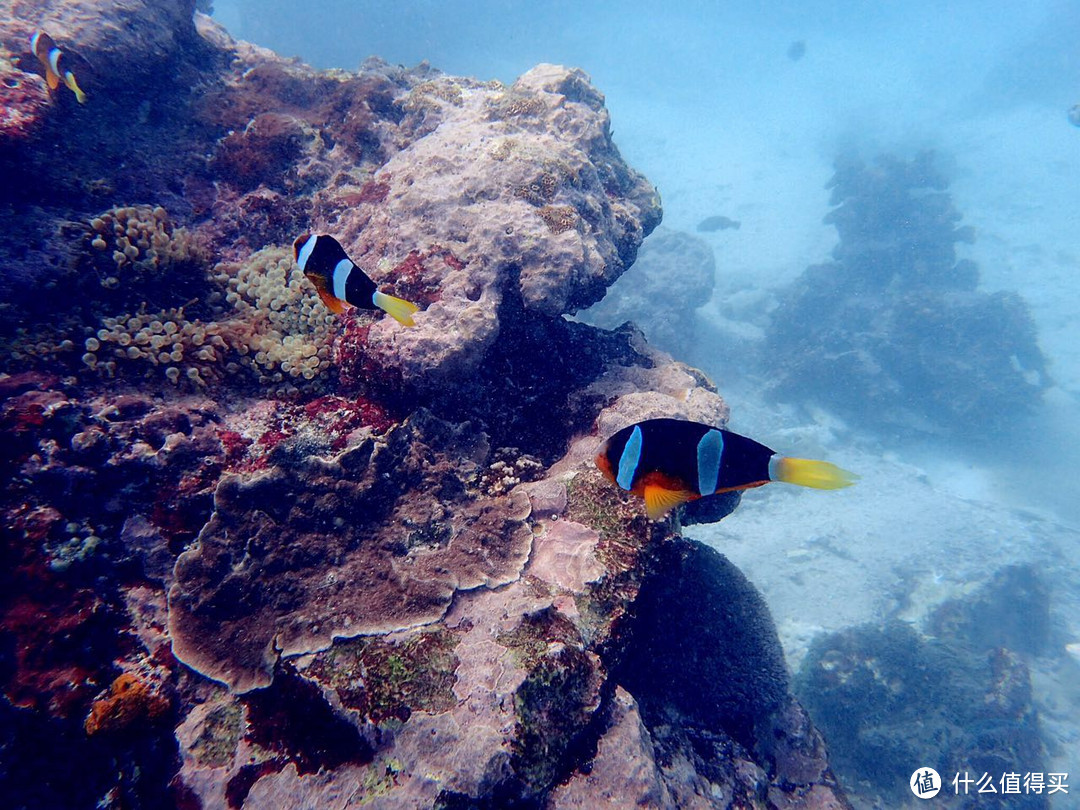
910;767;942;799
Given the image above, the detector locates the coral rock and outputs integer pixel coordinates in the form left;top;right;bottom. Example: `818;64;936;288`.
335;63;661;388
84;672;170;735
168;409;534;693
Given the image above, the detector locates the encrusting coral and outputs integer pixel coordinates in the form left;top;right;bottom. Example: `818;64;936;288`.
84;672;170;736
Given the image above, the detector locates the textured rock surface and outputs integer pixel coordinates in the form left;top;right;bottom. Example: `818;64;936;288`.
0;2;850;808
169;410;535;693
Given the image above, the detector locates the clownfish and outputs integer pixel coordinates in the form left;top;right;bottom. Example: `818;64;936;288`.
293;233;419;327
31;30;87;104
595;418;856;521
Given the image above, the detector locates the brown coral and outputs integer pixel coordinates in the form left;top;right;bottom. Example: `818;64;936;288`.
211;112;312;193
490;91;548;119
168;410;533;693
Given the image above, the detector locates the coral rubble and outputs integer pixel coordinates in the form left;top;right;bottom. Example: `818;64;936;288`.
0;1;849;807
765;151;1048;436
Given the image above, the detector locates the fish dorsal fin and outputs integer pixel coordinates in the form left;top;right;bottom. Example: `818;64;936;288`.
643;484;695;521
306;272;349;315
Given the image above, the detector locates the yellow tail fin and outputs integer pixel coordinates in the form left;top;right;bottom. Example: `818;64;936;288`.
372;291;419;327
770;456;858;490
64;73;87;104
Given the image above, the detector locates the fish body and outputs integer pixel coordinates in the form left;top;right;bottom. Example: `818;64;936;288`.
696;215;741;233
293;233;419;327
31;31;87;103
595;417;856;520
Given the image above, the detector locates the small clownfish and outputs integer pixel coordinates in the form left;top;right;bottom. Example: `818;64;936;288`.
31;30;87;104
293;233;419;327
595;418;857;521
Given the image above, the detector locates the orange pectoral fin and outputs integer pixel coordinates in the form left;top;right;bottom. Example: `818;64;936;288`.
306;272;349;315
45;70;60;90
316;287;349;315
643;484;696;521
595;451;615;483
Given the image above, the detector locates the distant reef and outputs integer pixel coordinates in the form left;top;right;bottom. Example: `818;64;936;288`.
765;151;1048;437
0;2;850;808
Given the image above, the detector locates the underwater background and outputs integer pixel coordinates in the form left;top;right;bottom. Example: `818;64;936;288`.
2;0;1079;807
220;0;1080;805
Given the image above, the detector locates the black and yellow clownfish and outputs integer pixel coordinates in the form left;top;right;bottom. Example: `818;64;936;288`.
31;31;87;104
596;418;856;521
293;233;419;327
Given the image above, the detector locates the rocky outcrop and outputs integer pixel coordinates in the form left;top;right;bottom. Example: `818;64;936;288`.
764;151;1047;435
0;2;849;807
796;620;1045;809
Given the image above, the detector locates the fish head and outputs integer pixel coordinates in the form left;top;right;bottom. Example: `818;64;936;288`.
293;232;313;262
594;439;615;483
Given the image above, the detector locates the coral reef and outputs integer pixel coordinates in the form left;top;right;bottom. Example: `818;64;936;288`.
0;1;850;807
927;564;1051;656
796;620;1046;809
338;62;663;395
612;540;847;809
764;151;1048;436
580;225;717;360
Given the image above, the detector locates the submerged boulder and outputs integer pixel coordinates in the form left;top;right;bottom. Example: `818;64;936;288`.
796;621;1045;809
764;151;1047;436
579;225;717;361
